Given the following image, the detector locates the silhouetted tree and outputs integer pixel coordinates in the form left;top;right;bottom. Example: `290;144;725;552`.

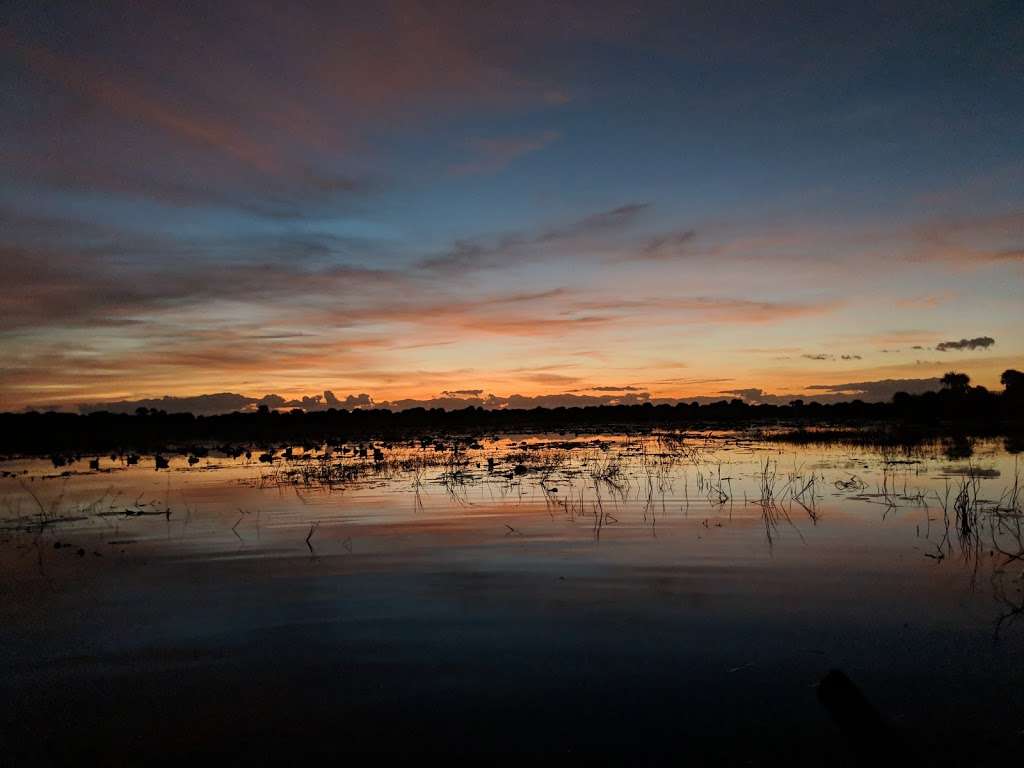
1002;369;1024;397
0;378;1019;457
941;371;971;392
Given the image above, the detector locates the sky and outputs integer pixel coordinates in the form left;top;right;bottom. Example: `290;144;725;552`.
1;0;1022;412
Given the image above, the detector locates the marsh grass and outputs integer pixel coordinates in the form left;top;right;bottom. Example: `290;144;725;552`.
4;432;1023;633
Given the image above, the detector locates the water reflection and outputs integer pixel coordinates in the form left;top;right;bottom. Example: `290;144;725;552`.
942;433;974;460
2;432;1023;763
3;432;1022;633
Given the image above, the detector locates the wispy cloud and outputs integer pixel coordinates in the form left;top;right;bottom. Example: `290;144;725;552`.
450;130;561;175
2;4;570;216
913;211;1024;264
895;293;953;308
624;229;698;261
416;203;650;274
575;296;840;324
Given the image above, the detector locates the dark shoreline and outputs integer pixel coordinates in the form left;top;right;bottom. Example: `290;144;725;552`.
4;375;1023;456
1;395;1021;457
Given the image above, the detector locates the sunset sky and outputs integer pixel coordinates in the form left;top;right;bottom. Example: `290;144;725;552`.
2;0;1022;412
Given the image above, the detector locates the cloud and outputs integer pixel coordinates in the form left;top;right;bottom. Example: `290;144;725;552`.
77;393;256;416
515;372;580;385
990;248;1024;261
3;3;1019;414
652;377;733;386
64;387;667;414
450;130;561;175
799;353;862;361
54;355;1010;415
3;2;574;215
255;394;288;409
278;392;374;410
338;393;374;408
489;392;652;409
542;203;651;241
416;202;650;273
895;293;953;308
313;287;608;339
0;243;405;333
62;374;956;415
857;330;938;346
466;315;610;336
0;210;412;332
3;39;384;223
804;378;943;400
935;336;995;351
720;388;770;402
73;391;381;415
1;330;392;412
913;211;1024;264
721;377;944;404
0;198;845;412
577;296;840;325
628;229;698;260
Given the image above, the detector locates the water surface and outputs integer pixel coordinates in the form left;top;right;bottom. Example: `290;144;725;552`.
2;432;1022;764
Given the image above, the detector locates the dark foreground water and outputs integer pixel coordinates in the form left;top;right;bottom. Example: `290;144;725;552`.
2;432;1022;765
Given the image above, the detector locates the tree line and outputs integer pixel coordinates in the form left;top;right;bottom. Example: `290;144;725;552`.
1;370;1020;456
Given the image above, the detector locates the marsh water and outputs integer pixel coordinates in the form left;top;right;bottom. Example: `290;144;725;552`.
2;431;1022;765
